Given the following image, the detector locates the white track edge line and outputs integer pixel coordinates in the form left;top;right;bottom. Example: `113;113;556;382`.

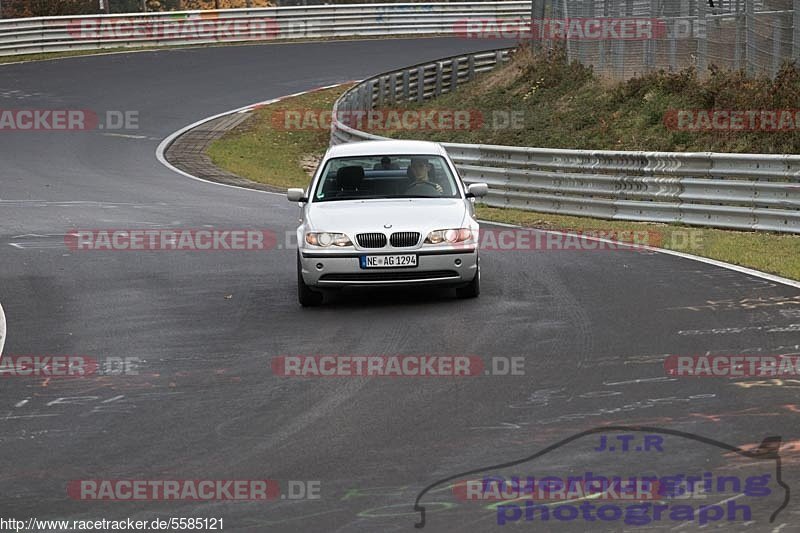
480;220;800;289
155;82;352;196
0;302;6;359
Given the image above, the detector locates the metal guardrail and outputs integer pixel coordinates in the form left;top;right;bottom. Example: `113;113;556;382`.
330;47;515;145
0;2;529;56
330;48;800;234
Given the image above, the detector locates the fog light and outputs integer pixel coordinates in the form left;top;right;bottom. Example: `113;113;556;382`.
454;259;462;266
316;263;324;270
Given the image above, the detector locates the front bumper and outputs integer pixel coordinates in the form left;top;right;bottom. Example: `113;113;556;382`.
299;247;478;287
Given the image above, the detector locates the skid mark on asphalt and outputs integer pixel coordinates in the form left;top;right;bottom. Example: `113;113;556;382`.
100;133;148;139
732;379;800;389
0;428;69;443
671;295;800;312
215;377;370;457
603;376;677;386
723;439;800;468
8;238;70;249
678;324;800;336
0;89;45;99
688;269;784;290
472;351;800;430
0;391;186;425
472;379;720;428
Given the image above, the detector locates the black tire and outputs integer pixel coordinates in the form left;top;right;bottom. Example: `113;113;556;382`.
297;255;323;307
456;265;480;299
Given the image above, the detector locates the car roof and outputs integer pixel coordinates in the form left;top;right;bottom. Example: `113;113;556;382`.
325;140;448;158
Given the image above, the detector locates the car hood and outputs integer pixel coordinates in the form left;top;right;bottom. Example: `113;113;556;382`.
306;198;468;234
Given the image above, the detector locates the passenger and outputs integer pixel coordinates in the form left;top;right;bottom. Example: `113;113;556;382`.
373;156;399;170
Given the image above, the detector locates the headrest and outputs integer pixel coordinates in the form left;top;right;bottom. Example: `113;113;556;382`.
336;165;365;190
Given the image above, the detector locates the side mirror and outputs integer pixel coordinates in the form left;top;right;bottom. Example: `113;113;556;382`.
287;188;307;202
466;183;489;198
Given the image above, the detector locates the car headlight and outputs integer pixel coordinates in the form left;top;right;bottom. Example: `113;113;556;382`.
305;232;353;247
424;228;473;244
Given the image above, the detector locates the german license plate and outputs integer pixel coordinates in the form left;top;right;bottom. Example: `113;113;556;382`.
360;254;417;268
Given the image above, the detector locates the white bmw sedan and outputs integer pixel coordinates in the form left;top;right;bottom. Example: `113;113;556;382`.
287;140;488;306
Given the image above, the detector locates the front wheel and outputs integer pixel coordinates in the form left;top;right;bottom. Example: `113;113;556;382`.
456;265;480;299
297;255;323;307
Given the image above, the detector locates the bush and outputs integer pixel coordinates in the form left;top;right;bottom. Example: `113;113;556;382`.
369;46;800;154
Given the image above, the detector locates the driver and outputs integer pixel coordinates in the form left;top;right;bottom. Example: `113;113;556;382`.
406;157;443;193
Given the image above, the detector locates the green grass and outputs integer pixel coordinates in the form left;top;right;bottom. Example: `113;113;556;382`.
206;67;800;281
476;206;800;280
367;46;800;154
207;85;351;190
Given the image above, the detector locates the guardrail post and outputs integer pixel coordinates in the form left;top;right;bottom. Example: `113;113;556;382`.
531;0;545;52
772;13;782;77
669;20;677;71
370;80;378;110
377;77;385;108
598;0;609;73
696;0;707;75
449;59;459;93
563;0;579;63
361;84;370;112
613;0;626;78
576;0;587;65
645;0;660;72
434;62;443;97
416;66;426;102
388;73;397;105
794;0;800;60
402;70;410;101
745;0;754;75
734;0;742;70
584;0;595;69
467;55;475;81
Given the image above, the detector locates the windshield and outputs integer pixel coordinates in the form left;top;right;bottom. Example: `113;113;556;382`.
312;155;461;202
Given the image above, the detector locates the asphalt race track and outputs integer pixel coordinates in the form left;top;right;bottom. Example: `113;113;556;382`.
1;38;800;532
